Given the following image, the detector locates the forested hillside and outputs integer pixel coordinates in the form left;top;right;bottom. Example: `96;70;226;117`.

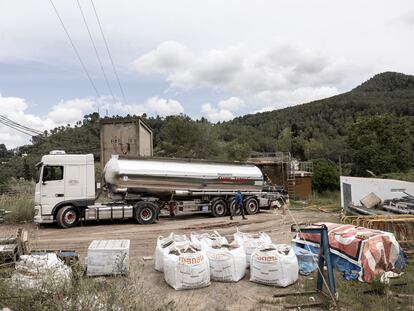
1;71;413;183
222;72;414;162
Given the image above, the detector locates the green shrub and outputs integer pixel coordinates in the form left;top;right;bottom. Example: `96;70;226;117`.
312;159;339;193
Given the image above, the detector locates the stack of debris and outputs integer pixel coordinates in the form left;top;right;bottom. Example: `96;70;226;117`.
344;192;414;216
382;196;414;215
342;192;414;259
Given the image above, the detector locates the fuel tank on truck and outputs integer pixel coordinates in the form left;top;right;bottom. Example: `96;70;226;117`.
103;155;264;198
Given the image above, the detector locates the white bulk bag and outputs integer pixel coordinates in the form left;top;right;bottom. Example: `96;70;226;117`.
190;231;228;250
12;253;72;290
206;241;246;282
250;244;299;287
233;228;272;266
154;233;188;272
163;244;210;290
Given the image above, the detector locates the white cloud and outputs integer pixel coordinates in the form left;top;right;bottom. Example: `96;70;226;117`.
0;94;97;148
47;98;96;124
132;41;192;74
145;97;184;116
200;96;244;123
257;86;340;109
133;40;349;100
217;97;245;111
201;103;234;123
0;93;183;149
113;96;184;117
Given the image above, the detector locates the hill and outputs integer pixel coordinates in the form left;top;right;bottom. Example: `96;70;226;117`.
220;72;414;161
1;71;413;182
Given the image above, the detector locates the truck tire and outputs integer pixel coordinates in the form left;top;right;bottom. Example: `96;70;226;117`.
135;202;157;224
56;205;79;228
227;198;241;216
211;198;227;217
244;197;259;215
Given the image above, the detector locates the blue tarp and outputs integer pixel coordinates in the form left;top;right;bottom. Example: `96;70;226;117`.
293;245;318;275
294;243;361;280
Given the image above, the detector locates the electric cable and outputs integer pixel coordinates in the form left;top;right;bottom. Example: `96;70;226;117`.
76;0;117;105
49;0;101;98
0;115;43;135
90;0;128;105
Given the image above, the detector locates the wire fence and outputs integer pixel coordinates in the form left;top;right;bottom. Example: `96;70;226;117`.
0;183;34;199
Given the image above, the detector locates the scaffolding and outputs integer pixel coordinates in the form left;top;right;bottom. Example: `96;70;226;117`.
249;152;313;200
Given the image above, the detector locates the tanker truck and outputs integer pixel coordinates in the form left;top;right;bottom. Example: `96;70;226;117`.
34;151;284;228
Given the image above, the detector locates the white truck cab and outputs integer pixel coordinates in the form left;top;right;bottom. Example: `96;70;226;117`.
34;151;95;226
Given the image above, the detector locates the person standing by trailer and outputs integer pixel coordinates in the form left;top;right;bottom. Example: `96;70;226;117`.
230;190;247;220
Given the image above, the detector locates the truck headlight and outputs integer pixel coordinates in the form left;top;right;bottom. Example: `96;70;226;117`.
34;208;39;216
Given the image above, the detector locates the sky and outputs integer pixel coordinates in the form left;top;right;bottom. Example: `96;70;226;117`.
0;0;413;148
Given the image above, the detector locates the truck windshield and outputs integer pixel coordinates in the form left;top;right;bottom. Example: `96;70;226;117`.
35;162;42;184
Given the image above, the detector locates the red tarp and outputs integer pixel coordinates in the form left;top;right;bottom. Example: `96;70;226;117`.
293;223;402;282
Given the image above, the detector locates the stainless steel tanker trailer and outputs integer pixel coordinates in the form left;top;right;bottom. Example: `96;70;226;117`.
34;151;285;228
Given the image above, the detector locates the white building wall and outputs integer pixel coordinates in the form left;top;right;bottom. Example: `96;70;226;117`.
340;176;414;207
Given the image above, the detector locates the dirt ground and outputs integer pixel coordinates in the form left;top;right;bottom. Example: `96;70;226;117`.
0;209;340;310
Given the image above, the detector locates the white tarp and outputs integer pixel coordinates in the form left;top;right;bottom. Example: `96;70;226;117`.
11;253;72;290
250;244;298;287
206;241;246;282
190;231;228;250
233;228;272;266
340;176;414;208
154;233;188;272
163;244;210;290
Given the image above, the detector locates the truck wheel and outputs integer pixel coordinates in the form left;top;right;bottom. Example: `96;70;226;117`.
56;206;79;228
135;202;157;224
244;197;259;215
211;198;227;217
227;198;241;216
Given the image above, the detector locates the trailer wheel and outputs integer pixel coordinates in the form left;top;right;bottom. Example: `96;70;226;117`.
135;202;157;224
244;197;259;215
211;198;227;217
56;205;79;228
227;198;241;216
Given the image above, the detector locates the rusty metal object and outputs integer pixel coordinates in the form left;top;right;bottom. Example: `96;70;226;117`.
340;214;414;242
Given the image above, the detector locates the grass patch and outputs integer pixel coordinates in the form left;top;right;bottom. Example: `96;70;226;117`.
0;181;34;223
282;263;414;310
0;263;180;311
290;191;341;211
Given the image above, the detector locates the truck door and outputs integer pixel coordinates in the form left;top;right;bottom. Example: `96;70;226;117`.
40;165;65;214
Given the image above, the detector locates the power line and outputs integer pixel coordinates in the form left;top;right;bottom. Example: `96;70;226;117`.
49;0;101;98
90;0;128;105
0;116;43;135
0;115;43;136
0;119;39;137
76;0;117;106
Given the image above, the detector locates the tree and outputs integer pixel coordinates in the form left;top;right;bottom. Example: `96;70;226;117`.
276;128;292;152
312;159;339;193
23;158;31;181
158;115;197;157
225;141;251;161
347;114;412;176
